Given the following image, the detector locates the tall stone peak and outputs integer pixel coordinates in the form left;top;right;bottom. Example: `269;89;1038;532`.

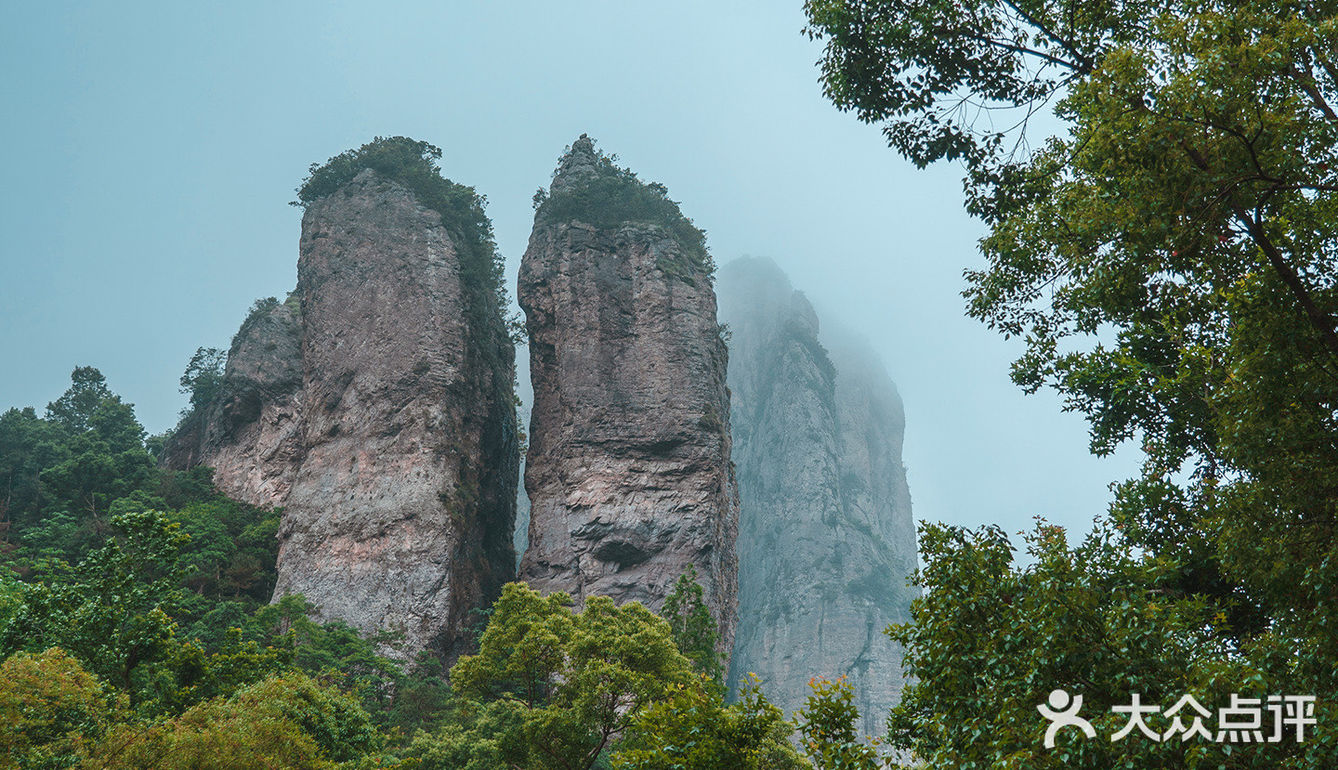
518;141;738;654
548;134;603;194
166;140;519;662
718;256;916;737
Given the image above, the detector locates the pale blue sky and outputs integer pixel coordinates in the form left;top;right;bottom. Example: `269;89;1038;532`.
0;1;1139;540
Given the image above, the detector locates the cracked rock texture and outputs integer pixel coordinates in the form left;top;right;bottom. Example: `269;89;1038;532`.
163;296;305;508
166;168;518;661
718;256;916;736
517;137;739;654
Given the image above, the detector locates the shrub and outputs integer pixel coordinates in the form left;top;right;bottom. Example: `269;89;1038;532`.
536;137;713;281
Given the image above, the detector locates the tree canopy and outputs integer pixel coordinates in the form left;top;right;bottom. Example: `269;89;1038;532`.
805;0;1338;765
534;136;713;280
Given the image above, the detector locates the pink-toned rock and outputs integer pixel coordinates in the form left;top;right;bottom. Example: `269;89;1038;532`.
517;137;738;654
164;296;304;510
166;166;518;661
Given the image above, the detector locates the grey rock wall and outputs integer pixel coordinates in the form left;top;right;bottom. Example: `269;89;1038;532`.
517;137;739;654
718;256;916;735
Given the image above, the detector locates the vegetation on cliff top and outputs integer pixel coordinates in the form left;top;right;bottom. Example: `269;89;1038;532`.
534;137;713;281
295;136;513;341
294;136;497;276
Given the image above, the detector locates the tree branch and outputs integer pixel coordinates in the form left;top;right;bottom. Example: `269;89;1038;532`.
1176;142;1338;359
1288;64;1338;124
1232;206;1338;361
948;26;1086;71
1000;0;1094;73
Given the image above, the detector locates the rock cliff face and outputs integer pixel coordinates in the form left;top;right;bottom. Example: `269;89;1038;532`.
517;137;739;653
164;296;304;510
718;257;916;736
166;160;518;661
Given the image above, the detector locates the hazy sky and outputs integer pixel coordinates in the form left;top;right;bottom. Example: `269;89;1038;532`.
1;1;1140;542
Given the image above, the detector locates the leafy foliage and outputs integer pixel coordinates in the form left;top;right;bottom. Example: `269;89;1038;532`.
1;369;161;570
0;648;119;770
613;674;808;770
883;522;1237;767
401;698;525;770
660;564;724;687
45;367;122;435
447;582;696;770
4;510;190;694
807;0;1338;766
797;677;885;770
89;673;382;769
178;348;226;417
535;136;712;280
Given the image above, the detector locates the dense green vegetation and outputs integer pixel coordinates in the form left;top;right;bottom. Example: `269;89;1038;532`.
17;0;1336;754
535;137;713;281
807;0;1338;766
0;370;873;768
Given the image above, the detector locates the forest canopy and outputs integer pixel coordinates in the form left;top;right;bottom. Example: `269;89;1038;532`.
0;369;829;768
806;0;1338;766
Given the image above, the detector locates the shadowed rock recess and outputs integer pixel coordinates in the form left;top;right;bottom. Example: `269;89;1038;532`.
718;256;917;736
517;136;739;653
166;142;518;661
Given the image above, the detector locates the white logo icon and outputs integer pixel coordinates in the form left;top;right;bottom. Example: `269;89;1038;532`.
1037;688;1096;748
1040;691;1317;747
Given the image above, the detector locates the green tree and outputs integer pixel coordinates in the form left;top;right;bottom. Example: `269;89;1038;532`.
883;521;1244;768
3;510;189;694
244;595;404;718
0;648;120;770
171;498;279;612
1;369;157;570
401;698;525;770
796;677;885;770
45;368;116;435
659;564;724;687
88;672;382;769
178;347;226;416
612;673;809;770
0;407;67;542
805;0;1338;766
446;582;695;770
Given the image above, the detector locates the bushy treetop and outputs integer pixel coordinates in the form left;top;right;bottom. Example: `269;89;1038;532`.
295;136;509;328
535;136;713;279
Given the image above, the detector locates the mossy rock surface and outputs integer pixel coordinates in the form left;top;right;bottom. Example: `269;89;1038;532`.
536;135;713;282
